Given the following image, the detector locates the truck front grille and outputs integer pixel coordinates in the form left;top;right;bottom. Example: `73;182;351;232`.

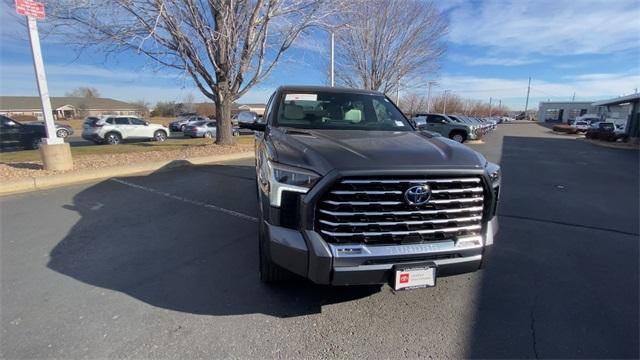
316;176;485;244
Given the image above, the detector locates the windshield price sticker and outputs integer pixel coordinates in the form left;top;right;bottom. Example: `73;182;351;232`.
285;93;317;101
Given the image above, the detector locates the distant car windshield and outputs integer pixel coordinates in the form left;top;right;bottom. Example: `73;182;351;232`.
191;121;207;126
274;91;412;131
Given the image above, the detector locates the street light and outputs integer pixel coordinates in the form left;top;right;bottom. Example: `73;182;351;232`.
442;90;450;114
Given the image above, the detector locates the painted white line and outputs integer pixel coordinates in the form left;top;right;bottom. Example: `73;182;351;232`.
111;178;258;223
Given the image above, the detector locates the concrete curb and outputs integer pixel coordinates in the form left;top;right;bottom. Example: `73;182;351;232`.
0;151;254;197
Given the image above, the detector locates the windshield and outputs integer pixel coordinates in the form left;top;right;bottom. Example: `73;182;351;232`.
274;91;412;131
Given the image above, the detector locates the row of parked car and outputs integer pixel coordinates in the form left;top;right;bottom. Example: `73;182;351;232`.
409;113;498;143
568;114;627;141
0;114;74;150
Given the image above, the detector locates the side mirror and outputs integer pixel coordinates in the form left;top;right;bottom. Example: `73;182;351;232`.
237;111;265;131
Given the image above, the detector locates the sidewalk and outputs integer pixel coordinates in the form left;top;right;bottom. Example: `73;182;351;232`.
0;151;254;196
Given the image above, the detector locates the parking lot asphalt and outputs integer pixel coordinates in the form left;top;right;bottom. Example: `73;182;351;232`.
1;123;638;359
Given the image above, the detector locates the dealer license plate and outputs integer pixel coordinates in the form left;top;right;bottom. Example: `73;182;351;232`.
394;265;436;291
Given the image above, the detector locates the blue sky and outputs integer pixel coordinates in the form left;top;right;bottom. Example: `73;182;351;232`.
1;0;639;110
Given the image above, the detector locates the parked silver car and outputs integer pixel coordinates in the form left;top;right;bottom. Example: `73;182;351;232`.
183;120;217;138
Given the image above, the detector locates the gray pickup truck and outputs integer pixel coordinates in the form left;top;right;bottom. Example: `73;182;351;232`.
412;113;480;143
238;86;500;291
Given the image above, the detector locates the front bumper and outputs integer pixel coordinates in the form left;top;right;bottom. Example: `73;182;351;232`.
265;216;498;285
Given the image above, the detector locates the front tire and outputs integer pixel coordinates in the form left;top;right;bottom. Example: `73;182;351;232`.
154;130;168;142
180;124;186;132
204;131;213;138
257;186;290;283
104;132;122;145
450;132;466;143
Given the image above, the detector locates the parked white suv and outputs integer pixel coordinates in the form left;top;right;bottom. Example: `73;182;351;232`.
82;116;169;145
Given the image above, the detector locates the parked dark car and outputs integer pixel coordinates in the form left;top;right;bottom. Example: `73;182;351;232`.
0;115;47;150
238;85;500;290
585;122;625;142
28;121;74;138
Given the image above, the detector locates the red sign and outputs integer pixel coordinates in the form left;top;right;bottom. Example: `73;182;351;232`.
15;0;45;19
399;273;410;284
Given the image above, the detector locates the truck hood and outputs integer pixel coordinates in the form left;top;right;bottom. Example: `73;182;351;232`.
269;128;486;175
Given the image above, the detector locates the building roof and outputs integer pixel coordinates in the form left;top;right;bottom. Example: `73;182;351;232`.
592;93;640;106
0;96;138;111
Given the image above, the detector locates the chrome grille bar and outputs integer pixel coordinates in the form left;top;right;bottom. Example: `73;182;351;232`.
319;206;484;217
341;178;481;184
319;215;482;227
320;224;482;237
323;197;483;206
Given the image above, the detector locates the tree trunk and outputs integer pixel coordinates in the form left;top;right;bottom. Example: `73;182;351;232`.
215;94;234;146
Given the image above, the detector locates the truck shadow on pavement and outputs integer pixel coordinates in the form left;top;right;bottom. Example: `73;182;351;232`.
46;162;380;318
467;136;639;358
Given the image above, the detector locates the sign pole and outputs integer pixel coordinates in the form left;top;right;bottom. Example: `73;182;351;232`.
26;15;61;145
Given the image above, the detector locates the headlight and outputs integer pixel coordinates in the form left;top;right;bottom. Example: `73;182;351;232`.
485;162;501;187
259;158;320;207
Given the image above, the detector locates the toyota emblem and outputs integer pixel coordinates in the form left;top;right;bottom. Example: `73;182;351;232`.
404;185;432;205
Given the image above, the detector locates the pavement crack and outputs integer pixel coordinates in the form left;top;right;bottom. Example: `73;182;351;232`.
530;306;539;359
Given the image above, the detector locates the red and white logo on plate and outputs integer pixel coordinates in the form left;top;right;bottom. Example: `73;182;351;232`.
399;273;410;284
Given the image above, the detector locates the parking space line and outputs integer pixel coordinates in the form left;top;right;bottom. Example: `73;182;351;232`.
111;178;258;223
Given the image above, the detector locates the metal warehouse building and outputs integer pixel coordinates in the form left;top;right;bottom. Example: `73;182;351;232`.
538;99;633;124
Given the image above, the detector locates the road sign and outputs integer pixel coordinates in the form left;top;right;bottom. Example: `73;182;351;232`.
15;0;45;19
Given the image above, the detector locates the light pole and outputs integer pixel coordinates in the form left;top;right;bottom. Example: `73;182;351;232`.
426;81;436;113
18;0;73;170
330;31;335;87
442;90;450;114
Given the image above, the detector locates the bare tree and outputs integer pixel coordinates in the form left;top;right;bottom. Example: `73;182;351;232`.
48;0;344;145
400;93;428;117
334;0;447;95
66;86;100;98
182;93;196;114
133;99;151;117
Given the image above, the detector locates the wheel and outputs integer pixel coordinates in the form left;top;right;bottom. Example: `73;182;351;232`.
154;130;167;142
257;188;290;283
29;137;42;150
233;130;240;136
180;124;186;132
104;132;122;145
450;132;466;143
204;131;213;138
56;129;69;138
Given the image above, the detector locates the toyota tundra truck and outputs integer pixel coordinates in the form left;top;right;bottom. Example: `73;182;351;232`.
239;86;500;291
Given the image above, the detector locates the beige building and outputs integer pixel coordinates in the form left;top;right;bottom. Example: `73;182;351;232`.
0;96;142;120
233;103;266;116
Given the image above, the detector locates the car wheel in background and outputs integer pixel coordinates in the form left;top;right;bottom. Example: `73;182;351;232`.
450;132;466;143
154;130;168;142
180;124;186;132
56;129;69;138
233;130;240;136
204;131;213;138
105;132;122;145
29;137;42;150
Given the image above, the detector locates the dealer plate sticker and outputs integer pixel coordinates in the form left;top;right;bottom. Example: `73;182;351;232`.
285;93;317;101
394;267;436;290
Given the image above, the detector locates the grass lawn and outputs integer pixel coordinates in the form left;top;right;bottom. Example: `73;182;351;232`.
0;136;254;163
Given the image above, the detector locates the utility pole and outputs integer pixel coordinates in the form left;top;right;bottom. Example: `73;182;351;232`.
489;97;492;117
330;31;335;87
442;90;450;114
498;99;502;115
524;77;531;114
572;92;576;102
17;0;73;170
426;81;436;113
